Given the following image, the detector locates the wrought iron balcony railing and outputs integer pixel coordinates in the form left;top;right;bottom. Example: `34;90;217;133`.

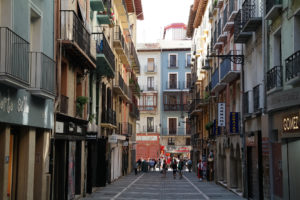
266;0;282;17
0;27;30;87
285;50;300;82
164;104;188;111
130;103;140;119
118;122;132;136
253;85;260;113
234;9;252;43
137;126;159;133
144;65;157;73
166;81;180;90
140;84;158;91
60;10;91;59
161;128;191;136
101;107;116;125
29;52;56;97
93;32;115;71
211;68;220;89
241;0;263;31
266;65;282;91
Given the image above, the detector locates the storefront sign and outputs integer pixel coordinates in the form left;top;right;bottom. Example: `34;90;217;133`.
56;121;64;133
165;146;191;153
282;113;300;133
108;135;118;143
230;112;239;134
218;103;225;127
0;85;53;129
213;119;221;135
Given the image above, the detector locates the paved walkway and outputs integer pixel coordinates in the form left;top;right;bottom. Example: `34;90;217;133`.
82;171;245;200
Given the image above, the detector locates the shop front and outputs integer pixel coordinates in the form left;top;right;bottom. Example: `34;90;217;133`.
52;114;87;200
0;85;53;200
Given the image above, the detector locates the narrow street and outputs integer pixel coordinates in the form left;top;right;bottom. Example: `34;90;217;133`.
82;171;244;200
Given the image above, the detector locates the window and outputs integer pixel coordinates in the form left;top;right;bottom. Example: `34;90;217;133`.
168;73;177;89
186;73;191;89
186;53;191;67
186;138;191;145
147;117;154;132
168;118;177;135
169;54;177;68
147;77;154;90
147;58;155;72
168;137;175;145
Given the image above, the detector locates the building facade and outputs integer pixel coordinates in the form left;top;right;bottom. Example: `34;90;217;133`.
160;38;192;159
0;0;55;199
136;43;161;161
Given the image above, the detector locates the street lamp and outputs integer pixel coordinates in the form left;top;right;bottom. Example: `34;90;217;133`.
203;53;244;70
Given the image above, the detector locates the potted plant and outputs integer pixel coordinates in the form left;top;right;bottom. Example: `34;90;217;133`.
205;121;214;131
76;96;89;118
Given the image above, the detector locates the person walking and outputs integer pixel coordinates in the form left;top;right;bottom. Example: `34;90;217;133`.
171;159;177;179
187;159;192;172
162;160;167;178
178;159;184;179
158;158;161;171
197;160;203;181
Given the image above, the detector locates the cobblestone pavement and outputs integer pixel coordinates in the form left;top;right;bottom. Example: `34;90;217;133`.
82;171;245;200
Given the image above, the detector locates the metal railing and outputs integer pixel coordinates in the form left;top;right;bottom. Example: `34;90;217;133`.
29;52;55;95
164;104;188;111
117;73;129;96
60;95;69;114
253;85;260;112
242;0;263;25
130;103;140;119
211;68;219;89
60;10;91;57
161;128;191;136
223;5;228;27
140;84;158;91
166;81;180;89
229;0;235;15
266;0;282;15
0;27;30;84
189;98;206;113
285;50;300;82
114;25;125;48
243;92;249;114
93;33;115;71
101;108;116;125
234;9;242;41
137;126;159;133
266;65;282;91
118;122;132;136
144;64;156;73
220;58;232;80
130;42;141;69
217;20;221;38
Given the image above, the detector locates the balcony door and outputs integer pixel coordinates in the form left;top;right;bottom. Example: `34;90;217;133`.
168;118;177;135
147;117;154;132
186;73;191;89
147;77;154;91
169;74;177;89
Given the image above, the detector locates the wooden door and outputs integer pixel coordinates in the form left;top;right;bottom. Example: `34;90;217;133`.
168;118;177;135
169;74;177;89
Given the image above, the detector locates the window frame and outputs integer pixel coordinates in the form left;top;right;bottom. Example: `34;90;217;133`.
168;53;178;68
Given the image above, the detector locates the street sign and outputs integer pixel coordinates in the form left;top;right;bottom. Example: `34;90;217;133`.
218;103;225;127
230;112;239;133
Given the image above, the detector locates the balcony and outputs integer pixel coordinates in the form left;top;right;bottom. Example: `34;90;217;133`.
161;128;190;136
113;73;131;102
29;52;56;99
285;50;300;85
101;108;117;127
60;95;69;114
130;103;140;119
265;0;282;20
266;65;282;93
220;57;240;83
211;67;226;93
228;0;238;21
113;25;131;68
0;27;29;88
223;4;235;32
138;93;157;112
144;64;157;73
241;0;262;32
164;104;188;111
114;0;129;29
137;126;159;133
166;81;180;90
60;10;95;69
97;0;114;27
92;33;115;78
140;84;158;92
189;98;207;115
118;122;132;137
90;0;105;12
130;42;141;73
234;10;252;43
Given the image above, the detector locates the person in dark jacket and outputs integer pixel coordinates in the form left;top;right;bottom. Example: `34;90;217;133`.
171;159;177;179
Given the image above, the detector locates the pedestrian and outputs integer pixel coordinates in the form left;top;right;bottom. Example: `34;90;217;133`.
162;160;167;178
158;158;161;171
187;159;192;172
135;161;138;175
171;159;177;179
149;159;155;171
178;159;184;179
137;159;142;172
197;160;203;181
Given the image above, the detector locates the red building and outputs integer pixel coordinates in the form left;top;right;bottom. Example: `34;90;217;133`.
136;133;160;160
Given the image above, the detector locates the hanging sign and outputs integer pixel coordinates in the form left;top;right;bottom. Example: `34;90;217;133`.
230;112;239;133
213;119;221;136
218;103;225;127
